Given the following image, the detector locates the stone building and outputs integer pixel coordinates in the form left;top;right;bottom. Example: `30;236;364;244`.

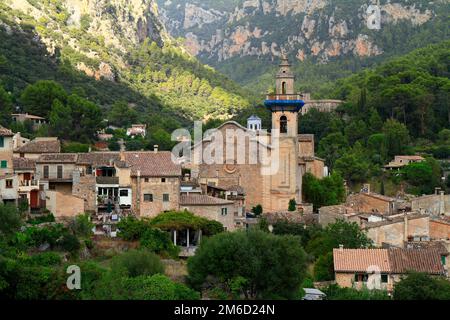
192;56;325;213
300;93;343;115
347;191;398;215
430;218;450;240
364;213;430;247
179;194;235;231
0;126;14;176
411;192;450;216
14;137;60;160
333;247;447;292
13;158;40;211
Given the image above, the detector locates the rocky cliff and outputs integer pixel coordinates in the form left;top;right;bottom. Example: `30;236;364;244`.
158;0;449;87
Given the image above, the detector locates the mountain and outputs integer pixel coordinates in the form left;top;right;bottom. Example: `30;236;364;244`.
157;0;450;95
0;0;254;123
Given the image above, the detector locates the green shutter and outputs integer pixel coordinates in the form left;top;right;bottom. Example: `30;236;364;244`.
0;160;7;168
0;137;4;148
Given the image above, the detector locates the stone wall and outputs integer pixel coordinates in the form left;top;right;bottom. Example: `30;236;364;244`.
47;190;85;218
72;175;97;212
180;203;236;231
430;220;450;240
411;193;450;216
132;176;180;218
366;216;429;247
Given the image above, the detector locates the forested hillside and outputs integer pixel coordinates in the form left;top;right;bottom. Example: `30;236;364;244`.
0;0;254;128
297;40;450;197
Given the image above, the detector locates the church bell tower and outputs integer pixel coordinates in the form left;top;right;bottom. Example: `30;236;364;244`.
265;55;304;137
263;55;305;211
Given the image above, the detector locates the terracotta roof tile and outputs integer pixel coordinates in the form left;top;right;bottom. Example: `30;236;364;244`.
333;248;391;273
0;126;14;137
77;152;120;166
180;194;234;206
37;153;78;163
388;247;445;275
13;158;36;170
15;139;60;153
124;151;181;177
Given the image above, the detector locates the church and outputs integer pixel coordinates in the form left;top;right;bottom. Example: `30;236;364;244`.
191;56;325;213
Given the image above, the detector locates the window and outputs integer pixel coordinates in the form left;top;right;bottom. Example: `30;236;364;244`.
381;274;388;283
144;178;149;183
0;160;7;168
280;115;288;134
161;178;166;183
143;194;153;202
43;165;49;179
442;255;447;266
120;190;128;197
163;194;169;202
5;179;13;188
0;137;4;148
57;165;63;179
221;208;228;216
282;81;286;94
354;273;368;283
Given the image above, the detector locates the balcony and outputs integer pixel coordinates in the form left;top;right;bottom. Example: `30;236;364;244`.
264;94;305;111
96;176;119;185
18;180;39;192
266;94;303;101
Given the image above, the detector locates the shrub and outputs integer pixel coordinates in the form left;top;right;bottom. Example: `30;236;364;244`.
26;213;55;225
69;213;93;238
140;228;179;257
59;234;81;253
117;216;148;241
110;249;164;278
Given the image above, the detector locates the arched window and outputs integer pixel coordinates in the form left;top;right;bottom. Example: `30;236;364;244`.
282;82;287;94
280;115;288;134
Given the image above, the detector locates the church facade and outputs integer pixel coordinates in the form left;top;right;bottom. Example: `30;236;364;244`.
191;57;325;213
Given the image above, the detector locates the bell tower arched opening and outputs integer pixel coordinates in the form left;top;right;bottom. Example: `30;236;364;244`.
280;115;288;134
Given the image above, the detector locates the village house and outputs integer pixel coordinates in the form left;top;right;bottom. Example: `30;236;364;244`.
430;217;450;241
179;194;235;231
0;173;19;206
13;158;40;211
126;124;147;138
364;213;430;247
333;247;447;293
11;113;48;129
14;137;61;159
347;187;399;216
384;155;425;170
0;126;14;176
411;191;450;216
300;92;343;115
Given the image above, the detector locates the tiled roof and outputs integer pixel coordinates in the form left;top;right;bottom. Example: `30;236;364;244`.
333;247;446;275
262;211;312;225
396;155;424;161
15;139;60;153
388;248;445;275
333;248;391;273
37;153;78;163
180;194;234;206
13;158;36;171
0;126;13;137
77;152;120;166
125;152;181;177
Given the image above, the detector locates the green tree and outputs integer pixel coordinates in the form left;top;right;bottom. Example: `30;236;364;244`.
393;272;450;300
382;119;411;157
0;86;13;126
0;204;21;238
20;80;67;117
49;99;72;138
314;252;334;281
108;101;138;128
318;132;349;170
288;199;297;212
251;204;263;216
187;230;307;299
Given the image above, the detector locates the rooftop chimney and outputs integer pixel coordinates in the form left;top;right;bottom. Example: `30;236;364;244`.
154;145;159;153
339;244;344;251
